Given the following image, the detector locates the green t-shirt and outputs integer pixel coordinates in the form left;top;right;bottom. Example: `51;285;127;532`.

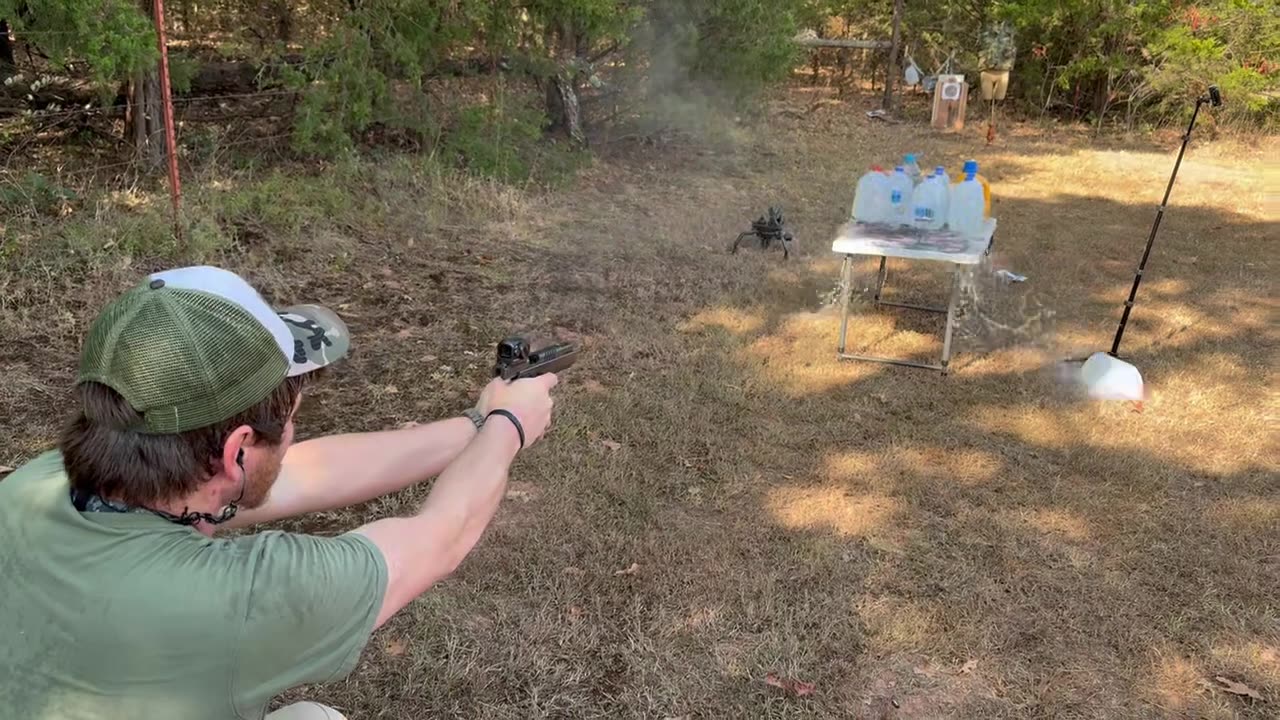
0;451;388;720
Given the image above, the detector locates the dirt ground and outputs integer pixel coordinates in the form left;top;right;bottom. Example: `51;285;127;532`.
2;85;1278;718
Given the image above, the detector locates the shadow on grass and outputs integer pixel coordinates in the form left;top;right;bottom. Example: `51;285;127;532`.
632;189;1274;716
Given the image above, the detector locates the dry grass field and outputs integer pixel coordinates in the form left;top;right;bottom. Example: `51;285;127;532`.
2;85;1277;718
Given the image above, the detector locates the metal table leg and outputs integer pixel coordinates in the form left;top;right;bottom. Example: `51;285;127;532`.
872;254;949;313
837;254;853;354
939;265;962;374
872;256;888;306
837;256;964;374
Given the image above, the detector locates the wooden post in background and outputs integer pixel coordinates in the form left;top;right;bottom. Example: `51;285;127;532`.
152;0;183;240
881;0;904;113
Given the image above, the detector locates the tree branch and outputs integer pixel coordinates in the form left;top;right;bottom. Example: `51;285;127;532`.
588;40;621;64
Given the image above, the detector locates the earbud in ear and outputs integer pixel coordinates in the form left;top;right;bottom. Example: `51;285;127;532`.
236;449;245;469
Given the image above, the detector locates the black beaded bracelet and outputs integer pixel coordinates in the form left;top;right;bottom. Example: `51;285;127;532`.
485;409;525;449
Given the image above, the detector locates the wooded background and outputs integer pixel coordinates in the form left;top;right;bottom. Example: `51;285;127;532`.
1;0;1276;177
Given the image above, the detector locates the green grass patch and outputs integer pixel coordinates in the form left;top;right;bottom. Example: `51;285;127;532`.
438;102;589;187
0;172;78;218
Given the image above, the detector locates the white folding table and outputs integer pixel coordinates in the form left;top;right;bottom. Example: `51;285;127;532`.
831;218;997;373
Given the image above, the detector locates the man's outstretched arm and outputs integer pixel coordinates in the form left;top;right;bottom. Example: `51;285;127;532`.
352;373;558;629
222;412;480;531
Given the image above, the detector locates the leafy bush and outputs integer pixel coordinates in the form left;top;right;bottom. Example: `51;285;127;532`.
996;0;1278;128
0;173;77;217
0;0;156;96
810;0;1277;129
279;0;465;156
166;52;200;95
1142;3;1280;128
440;102;548;183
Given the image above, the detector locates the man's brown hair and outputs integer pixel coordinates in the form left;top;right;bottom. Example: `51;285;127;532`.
59;375;310;508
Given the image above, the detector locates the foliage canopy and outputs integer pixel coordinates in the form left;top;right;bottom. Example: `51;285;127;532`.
1;0;1274;164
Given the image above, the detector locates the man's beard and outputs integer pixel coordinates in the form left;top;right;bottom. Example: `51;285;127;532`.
236;448;284;510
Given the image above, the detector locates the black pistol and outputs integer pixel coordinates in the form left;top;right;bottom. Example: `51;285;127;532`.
494;336;579;381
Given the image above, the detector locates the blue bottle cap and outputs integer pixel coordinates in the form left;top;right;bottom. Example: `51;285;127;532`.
904;154;916;164
895;166;905;173
963;159;978;174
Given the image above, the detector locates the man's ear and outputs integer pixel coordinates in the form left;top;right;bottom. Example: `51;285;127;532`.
220;425;255;478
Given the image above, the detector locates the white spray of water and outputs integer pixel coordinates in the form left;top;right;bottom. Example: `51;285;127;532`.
817;255;1059;356
953;255;1059;354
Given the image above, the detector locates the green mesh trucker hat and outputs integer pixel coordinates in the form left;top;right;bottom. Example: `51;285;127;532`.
76;266;350;434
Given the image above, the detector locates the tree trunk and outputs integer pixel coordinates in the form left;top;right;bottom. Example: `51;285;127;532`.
1;20;15;73
556;70;585;146
810;25;823;85
129;70;166;166
543;22;586;147
272;0;293;42
129;0;165;166
1092;72;1111;123
835;31;848;83
546;67;585;146
882;0;904;112
178;1;192;34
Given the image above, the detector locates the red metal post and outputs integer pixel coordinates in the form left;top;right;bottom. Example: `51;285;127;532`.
152;0;183;240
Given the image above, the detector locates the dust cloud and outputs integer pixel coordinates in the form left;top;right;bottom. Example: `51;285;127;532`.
621;5;756;144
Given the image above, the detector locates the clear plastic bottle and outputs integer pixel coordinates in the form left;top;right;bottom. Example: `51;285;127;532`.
947;161;987;237
852;165;891;223
886;166;915;226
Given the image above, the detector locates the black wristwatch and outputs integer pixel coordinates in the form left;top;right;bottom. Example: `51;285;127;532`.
462;407;486;432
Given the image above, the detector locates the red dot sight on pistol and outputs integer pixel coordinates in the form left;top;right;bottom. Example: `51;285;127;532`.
494;336;580;381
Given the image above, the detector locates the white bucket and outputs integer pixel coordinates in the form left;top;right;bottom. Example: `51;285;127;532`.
1079;352;1145;401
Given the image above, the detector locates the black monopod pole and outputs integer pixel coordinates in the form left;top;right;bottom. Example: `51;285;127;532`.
1109;85;1222;357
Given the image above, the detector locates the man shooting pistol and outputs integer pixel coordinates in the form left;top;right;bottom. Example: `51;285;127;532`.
0;266;572;720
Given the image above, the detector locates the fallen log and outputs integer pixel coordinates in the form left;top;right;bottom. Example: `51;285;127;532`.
794;37;891;50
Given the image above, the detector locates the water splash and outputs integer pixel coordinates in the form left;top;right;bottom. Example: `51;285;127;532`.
817;268;884;311
954;255;1059;355
817;256;1058;355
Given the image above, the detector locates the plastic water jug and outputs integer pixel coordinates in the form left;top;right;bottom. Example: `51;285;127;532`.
887;166;914;226
852;165;891;223
950;162;991;216
910;174;947;231
947;161;987;238
903;154;924;185
934;167;951;224
974;173;991;216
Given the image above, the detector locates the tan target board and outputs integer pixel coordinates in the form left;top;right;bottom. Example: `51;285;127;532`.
931;74;968;131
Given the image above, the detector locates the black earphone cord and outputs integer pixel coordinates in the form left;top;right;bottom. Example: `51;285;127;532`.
114;453;247;527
